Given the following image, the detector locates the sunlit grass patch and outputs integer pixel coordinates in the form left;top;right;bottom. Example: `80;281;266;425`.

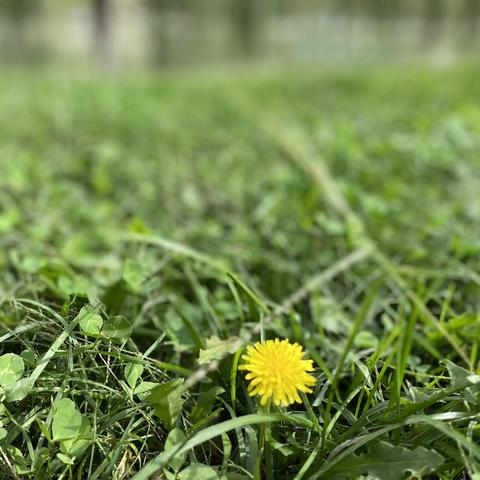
1;65;480;479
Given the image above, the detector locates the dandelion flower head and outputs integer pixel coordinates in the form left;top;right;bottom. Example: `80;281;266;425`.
239;338;316;407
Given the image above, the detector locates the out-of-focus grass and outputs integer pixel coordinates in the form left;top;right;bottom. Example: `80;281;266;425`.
0;66;480;479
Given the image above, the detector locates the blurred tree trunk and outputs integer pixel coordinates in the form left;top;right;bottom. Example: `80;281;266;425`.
422;0;445;46
230;0;264;57
364;0;401;43
365;0;389;20
146;0;175;66
0;0;41;61
462;0;480;41
93;0;113;67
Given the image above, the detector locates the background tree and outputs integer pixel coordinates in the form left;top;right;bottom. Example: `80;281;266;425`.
0;0;44;62
230;0;266;58
92;0;113;67
143;0;178;66
422;0;446;46
461;0;480;44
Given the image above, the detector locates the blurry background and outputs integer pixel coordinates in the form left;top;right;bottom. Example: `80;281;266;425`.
0;0;479;69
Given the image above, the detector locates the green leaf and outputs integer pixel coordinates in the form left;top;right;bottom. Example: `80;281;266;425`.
58;275;90;297
6;446;29;475
219;475;249;480
124;363;144;389
164;428;187;472
123;259;149;293
77;305;103;336
57;453;75;465
60;416;93;457
4;377;33;402
178;464;219;480
52;398;83;442
20;349;36;366
444;359;480;389
0;353;24;387
147;379;185;430
327;441;444;479
190;386;225;424
198;336;240;365
354;331;378;349
162;470;176;480
35;418;52;442
102;315;132;343
135;381;158;400
443;359;480;404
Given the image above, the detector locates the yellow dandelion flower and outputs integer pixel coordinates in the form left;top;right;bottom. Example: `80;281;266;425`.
239;338;316;407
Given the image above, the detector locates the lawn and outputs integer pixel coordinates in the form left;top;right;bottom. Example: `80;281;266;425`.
1;65;480;479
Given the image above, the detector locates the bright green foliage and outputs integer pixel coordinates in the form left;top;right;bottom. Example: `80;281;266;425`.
147;379;185;430
3;378;33;402
198;335;241;364
77;305;103;336
164;428;187;472
178;464;219;480
1;66;480;479
60;417;93;458
52;399;83;442
0;353;30;402
102;315;133;343
51;398;93;461
5;446;29;475
326;441;444;479
0;353;24;386
124;362;144;389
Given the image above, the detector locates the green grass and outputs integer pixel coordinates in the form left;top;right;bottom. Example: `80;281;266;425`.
1;65;480;479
